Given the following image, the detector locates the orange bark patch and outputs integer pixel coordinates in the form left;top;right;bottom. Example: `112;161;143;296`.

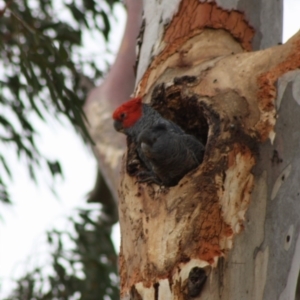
164;1;254;50
138;0;254;97
257;38;300;141
199;241;223;264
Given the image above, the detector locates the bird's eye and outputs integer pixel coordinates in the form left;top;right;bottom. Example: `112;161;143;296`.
120;112;126;120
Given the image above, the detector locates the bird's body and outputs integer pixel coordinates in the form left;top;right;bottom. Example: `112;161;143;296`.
138;122;205;186
112;97;205;186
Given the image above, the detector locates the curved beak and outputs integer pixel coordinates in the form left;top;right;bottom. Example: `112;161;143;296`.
113;120;124;132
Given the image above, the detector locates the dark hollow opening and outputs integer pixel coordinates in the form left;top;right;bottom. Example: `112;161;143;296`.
150;82;209;146
188;267;207;297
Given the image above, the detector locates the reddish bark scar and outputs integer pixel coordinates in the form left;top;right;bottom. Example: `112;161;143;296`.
257;39;300;141
138;0;254;97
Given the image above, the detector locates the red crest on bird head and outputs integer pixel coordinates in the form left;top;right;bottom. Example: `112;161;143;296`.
112;97;143;128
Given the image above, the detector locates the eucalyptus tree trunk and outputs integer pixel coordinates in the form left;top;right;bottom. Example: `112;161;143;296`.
84;0;300;299
116;0;300;299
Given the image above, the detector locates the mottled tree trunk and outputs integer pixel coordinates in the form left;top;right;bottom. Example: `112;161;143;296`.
116;0;300;299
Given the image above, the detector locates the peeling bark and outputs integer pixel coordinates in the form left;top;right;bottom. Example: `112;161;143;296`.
117;1;300;299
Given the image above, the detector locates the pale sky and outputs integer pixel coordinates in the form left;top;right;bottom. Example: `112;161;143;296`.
0;0;300;298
